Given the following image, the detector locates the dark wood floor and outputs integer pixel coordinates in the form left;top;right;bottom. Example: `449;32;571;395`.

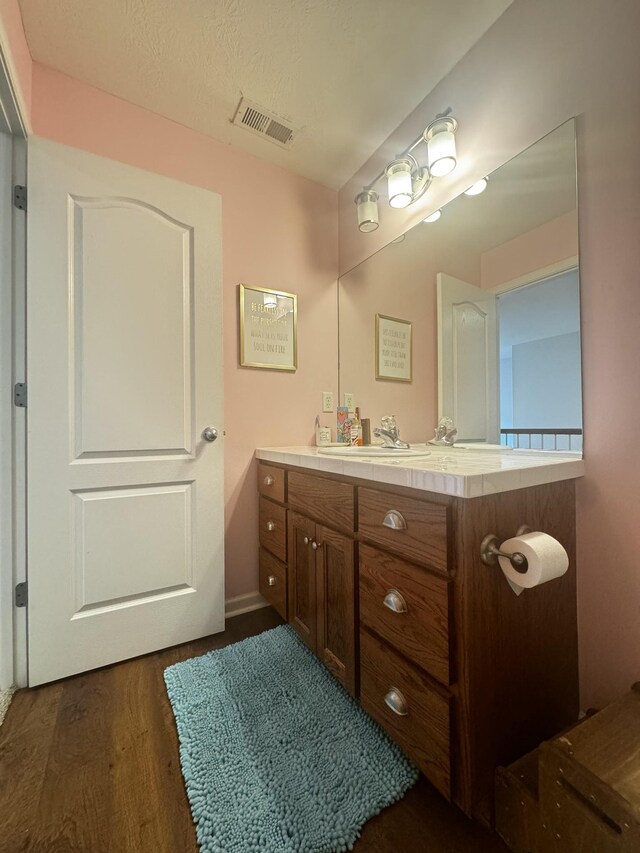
0;608;507;852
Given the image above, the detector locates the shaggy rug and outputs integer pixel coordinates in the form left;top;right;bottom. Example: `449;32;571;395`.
0;687;15;727
164;625;417;852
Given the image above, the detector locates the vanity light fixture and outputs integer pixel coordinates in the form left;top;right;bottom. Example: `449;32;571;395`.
423;209;441;223
424;116;458;177
355;190;380;232
354;109;457;232
464;176;488;196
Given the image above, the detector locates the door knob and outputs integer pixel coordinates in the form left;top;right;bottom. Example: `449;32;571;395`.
202;427;218;442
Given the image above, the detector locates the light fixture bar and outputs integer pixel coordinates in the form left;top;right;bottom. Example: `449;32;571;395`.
355;108;457;232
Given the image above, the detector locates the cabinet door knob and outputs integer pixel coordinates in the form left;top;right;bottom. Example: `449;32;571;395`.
266;520;276;532
382;510;407;531
383;589;408;614
311;540;320;550
384;687;409;717
303;536;310;545
263;475;274;486
267;575;277;587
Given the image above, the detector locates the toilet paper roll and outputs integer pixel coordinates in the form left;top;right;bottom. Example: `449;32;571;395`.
497;531;569;596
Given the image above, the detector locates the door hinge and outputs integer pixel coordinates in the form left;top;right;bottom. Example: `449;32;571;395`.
14;382;27;407
13;185;27;211
15;582;27;607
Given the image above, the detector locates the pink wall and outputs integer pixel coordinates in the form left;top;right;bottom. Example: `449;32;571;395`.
480;211;578;291
339;0;640;709
29;63;338;604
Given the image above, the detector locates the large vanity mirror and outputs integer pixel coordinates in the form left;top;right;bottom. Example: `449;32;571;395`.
338;119;582;453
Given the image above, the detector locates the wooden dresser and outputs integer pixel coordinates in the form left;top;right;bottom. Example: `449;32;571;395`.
257;459;579;824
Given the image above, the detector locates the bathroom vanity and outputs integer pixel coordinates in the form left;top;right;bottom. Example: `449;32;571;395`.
256;446;584;823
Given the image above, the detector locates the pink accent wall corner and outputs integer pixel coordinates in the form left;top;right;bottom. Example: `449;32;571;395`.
0;0;32;120
29;62;339;603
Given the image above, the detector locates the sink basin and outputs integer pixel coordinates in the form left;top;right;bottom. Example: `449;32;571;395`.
317;445;432;458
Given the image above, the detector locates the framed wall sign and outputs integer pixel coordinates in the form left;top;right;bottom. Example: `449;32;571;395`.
375;314;412;382
239;284;298;371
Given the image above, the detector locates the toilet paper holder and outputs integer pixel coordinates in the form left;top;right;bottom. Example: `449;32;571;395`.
480;525;531;568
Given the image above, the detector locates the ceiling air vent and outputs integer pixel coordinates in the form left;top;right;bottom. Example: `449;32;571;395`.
232;97;298;148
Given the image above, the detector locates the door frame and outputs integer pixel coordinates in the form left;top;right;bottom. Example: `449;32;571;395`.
0;33;27;690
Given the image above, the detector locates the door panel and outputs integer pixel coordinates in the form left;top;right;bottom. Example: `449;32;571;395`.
71;198;193;456
287;511;317;652
316;525;356;696
437;272;499;443
27;138;223;685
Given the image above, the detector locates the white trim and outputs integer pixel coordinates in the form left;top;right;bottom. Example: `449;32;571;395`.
11;136;27;687
0;15;31;136
225;591;269;619
488;256;579;295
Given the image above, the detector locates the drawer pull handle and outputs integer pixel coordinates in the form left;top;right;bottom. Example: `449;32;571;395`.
303;536;310;546
266;520;276;532
384;687;409;717
267;575;277;587
263;475;274;486
383;589;408;614
382;510;407;531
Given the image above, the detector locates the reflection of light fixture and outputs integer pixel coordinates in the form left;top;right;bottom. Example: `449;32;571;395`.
423;209;441;223
263;292;277;308
390;234;406;244
424;116;458;176
355;190;379;232
354;109;457;232
464;177;488;196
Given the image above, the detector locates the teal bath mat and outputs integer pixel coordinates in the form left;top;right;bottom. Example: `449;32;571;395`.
164;625;418;853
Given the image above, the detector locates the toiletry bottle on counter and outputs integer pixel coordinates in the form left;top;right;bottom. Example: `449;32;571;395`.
351;407;363;446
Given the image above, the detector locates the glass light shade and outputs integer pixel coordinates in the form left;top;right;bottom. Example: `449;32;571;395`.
464;177;488;196
386;159;413;208
423;209;441;223
425;117;458;177
355;190;379;233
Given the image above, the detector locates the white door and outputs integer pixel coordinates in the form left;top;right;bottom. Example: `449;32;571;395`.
27;138;224;685
437;272;499;443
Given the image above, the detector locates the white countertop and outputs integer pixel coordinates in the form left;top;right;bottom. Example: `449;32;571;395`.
255;445;584;498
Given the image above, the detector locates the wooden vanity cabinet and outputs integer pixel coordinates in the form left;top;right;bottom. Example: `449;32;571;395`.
256;459;579;825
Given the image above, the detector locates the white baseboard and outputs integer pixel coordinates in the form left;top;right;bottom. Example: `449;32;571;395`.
225;591;269;619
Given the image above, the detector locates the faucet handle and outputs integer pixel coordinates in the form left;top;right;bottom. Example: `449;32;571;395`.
381;415;398;433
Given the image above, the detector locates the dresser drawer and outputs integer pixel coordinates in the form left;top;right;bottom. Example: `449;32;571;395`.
259;497;287;562
358;487;448;573
288;471;355;534
257;463;286;503
359;544;451;685
259;548;287;620
360;628;452;800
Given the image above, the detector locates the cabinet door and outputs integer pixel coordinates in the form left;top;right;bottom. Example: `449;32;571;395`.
287;511;317;652
316;525;356;696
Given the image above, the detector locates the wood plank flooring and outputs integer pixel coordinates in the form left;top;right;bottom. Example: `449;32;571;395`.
0;608;507;852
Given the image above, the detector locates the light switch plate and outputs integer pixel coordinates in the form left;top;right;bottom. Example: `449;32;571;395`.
322;391;334;413
343;392;355;411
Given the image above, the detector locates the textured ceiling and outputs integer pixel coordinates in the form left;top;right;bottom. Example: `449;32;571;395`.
18;0;512;189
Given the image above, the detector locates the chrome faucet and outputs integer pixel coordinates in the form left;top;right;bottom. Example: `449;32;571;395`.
373;415;410;449
429;416;458;446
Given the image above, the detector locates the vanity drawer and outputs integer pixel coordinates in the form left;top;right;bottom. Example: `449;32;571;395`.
259;548;287;620
360;628;452;800
358;487;449;573
359;544;451;685
257;463;286;504
288;471;355;534
259;497;287;562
